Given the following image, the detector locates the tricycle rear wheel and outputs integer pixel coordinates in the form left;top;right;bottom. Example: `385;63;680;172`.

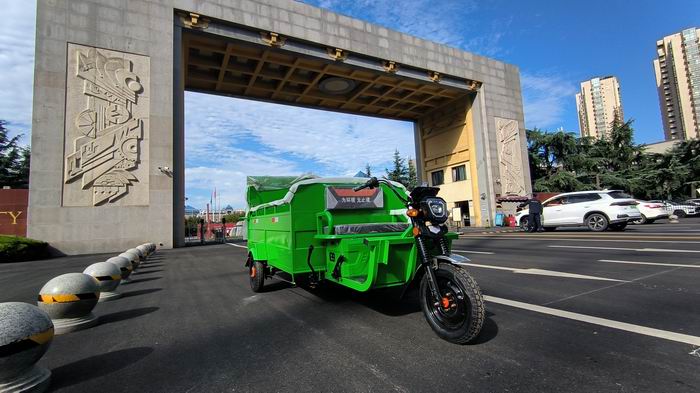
419;263;485;344
249;260;265;292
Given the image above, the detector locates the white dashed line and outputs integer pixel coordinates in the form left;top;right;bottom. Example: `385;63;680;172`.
226;243;247;249
548;245;700;253
461;263;625;282
485;295;700;346
451;249;495;255
598;259;700;268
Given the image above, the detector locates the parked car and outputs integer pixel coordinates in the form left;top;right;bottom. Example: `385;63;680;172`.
648;200;698;218
633;200;669;224
685;199;700;207
516;190;641;232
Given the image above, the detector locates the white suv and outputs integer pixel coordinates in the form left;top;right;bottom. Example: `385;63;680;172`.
516;190;641;232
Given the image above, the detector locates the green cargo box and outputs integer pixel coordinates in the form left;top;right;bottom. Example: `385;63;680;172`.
246;176;424;291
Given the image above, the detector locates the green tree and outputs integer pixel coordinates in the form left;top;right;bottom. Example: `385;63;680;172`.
364;163;372;177
407;158;418;191
385;149;408;186
526;119;695;199
0;120;29;188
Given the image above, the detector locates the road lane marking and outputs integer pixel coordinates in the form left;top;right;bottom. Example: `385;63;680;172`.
452;249;495;255
226;243;247;249
548;245;700;253
461;263;625;282
599;259;700;268
458;236;700;244
484;295;700;346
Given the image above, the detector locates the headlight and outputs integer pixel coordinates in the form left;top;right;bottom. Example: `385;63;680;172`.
421;197;448;224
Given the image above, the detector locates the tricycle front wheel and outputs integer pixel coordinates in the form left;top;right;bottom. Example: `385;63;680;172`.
420;264;485;344
249;260;265;292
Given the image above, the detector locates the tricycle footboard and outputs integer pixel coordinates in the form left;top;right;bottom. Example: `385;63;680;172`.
324;237;415;291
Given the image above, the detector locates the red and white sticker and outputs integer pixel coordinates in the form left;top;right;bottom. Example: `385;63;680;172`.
271;217;279;223
253;219;259;224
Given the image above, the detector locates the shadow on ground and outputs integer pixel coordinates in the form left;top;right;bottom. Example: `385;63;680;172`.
50;347;155;389
99;307;159;325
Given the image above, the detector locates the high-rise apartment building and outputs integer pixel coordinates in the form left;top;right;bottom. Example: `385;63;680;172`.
576;76;624;139
653;27;700;141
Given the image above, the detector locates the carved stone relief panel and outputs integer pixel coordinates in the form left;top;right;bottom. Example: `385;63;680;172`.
63;44;150;206
495;117;526;195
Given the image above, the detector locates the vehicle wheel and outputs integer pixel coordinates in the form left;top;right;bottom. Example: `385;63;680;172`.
544;227;556;232
586;213;609;232
674;210;687;218
249;260;265;292
634;214;648;225
519;217;529;231
609;223;627;231
419;264;485;344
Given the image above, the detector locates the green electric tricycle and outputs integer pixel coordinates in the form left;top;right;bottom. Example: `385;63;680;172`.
245;175;485;343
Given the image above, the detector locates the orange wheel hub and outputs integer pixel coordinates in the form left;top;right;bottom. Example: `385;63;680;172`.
441;297;450;309
250;266;256;278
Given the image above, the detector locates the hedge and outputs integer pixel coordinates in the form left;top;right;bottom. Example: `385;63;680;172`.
0;235;51;262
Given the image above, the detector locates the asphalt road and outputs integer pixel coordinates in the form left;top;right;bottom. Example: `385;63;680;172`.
1;218;699;392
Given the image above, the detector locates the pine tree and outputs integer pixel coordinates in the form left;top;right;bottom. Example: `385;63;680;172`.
364;163;371;177
385;149;408;186
407;158;418;190
0;120;29;188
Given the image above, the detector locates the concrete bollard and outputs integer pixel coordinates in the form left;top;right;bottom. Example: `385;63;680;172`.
109;256;134;282
0;302;54;392
121;250;140;271
37;273;100;335
0;302;54;393
83;262;122;302
669;214;679;223
136;245;150;259
128;248;144;261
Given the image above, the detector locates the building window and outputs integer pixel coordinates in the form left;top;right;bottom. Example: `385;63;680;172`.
452;165;466;182
431;170;444;186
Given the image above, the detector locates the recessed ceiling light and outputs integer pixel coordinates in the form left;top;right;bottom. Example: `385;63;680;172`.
318;76;356;95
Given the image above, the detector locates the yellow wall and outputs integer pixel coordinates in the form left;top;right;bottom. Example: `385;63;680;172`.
418;96;480;224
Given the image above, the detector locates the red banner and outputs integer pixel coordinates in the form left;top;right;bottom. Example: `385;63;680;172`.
0;189;28;237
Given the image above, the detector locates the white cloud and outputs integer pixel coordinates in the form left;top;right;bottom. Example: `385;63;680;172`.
521;73;577;129
305;0;510;57
184;92;415;209
0;1;36;143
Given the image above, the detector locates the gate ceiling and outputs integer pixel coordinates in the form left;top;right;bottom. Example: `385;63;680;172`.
183;30;475;121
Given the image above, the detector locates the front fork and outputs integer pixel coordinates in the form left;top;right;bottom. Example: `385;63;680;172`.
416;236;442;301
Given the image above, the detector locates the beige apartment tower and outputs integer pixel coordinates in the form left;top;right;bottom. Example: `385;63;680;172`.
653;27;700;141
576;76;624;139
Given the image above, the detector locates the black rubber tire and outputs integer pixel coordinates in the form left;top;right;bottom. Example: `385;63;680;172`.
249;260;265;292
609;223;627;231
674;210;687;218
519;217;529;231
419;264;485;344
586;213;609;232
544;227;556;232
635;214;647;225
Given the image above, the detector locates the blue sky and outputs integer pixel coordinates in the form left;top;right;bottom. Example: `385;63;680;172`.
1;0;698;209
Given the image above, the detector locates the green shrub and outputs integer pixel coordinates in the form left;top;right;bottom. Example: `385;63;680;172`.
0;235;50;262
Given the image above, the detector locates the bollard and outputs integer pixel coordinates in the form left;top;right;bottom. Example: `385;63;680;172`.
109;256;134;282
121;251;139;270
0;302;54;393
83;262;122;302
136;245;149;259
37;273;100;335
128;248;144;261
669;214;679;224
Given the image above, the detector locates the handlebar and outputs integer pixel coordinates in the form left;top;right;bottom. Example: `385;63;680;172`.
353;177;379;191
